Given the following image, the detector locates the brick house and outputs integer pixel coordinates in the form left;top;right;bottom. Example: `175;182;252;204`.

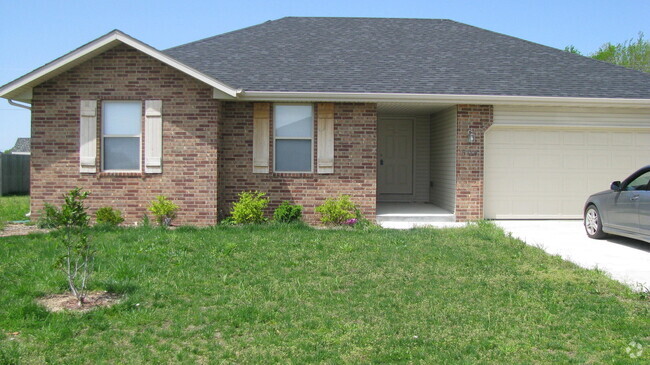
1;17;650;226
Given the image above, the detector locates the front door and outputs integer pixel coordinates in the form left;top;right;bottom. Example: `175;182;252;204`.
378;118;413;195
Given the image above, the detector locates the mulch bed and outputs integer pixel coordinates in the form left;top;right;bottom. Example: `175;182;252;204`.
0;223;49;237
37;291;122;313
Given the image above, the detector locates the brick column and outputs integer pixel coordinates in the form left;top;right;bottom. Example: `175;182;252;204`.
455;105;493;221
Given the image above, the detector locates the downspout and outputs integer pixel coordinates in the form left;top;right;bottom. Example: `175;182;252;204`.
8;99;32;110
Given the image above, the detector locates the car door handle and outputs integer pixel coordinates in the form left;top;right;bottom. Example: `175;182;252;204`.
631;195;640;201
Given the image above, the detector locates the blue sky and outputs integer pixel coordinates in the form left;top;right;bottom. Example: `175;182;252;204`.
1;0;648;151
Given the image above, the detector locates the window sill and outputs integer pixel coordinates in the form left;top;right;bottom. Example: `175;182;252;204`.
271;171;317;177
274;171;314;174
98;171;145;178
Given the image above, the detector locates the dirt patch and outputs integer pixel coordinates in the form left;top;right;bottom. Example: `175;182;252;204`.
37;291;122;313
0;223;49;237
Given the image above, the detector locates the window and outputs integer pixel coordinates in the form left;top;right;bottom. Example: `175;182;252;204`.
102;101;141;171
625;171;650;191
274;104;313;172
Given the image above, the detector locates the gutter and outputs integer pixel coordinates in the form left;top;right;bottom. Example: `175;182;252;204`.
8;99;31;110
236;91;650;108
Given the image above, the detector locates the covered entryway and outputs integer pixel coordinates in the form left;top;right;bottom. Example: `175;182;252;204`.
485;106;650;219
376;103;457;224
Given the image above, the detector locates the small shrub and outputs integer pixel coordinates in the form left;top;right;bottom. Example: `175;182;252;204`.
273;201;303;223
140;214;151;228
37;203;62;228
315;195;357;225
148;196;179;227
95;206;124;226
219;216;237;226
230;191;269;224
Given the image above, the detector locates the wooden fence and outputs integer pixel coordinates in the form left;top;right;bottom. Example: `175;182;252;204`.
0;153;30;196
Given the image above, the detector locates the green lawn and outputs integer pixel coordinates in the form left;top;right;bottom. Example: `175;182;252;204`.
0;195;30;229
0;223;648;363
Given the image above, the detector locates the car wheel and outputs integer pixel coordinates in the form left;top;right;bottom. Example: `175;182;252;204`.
584;205;606;239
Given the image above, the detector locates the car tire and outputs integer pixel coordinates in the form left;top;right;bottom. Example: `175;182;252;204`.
584;205;606;239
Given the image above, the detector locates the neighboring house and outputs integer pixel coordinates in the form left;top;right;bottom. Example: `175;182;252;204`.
1;17;650;225
8;138;30;155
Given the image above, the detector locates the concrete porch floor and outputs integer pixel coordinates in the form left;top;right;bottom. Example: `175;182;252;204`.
376;202;461;228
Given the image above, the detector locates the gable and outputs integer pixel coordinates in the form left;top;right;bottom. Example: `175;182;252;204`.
0;30;239;103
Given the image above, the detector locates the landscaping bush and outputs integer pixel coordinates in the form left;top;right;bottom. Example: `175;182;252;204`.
37;203;62;228
95;206;124;226
273;201;303;223
148;196;179;227
230;191;269;224
219;216;237;226
315;195;358;225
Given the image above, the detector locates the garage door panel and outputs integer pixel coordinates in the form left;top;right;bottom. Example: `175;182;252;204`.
587;132;609;145
513;153;536;168
485;128;650;219
563;132;585;145
539;131;561;144
587;152;610;168
563;154;585;169
539;152;563;169
612;133;634;145
538;199;562;215
636;134;650;145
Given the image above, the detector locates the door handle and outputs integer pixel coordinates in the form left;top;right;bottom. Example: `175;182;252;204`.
631;195;640;201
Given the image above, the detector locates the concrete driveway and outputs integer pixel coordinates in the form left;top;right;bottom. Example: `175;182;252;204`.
495;220;650;291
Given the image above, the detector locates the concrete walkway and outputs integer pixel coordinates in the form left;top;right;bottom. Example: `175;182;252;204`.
495;220;650;291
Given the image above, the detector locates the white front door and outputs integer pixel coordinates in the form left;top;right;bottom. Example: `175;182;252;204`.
378;118;413;195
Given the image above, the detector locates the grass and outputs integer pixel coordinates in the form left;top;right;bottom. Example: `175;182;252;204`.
0;222;648;363
0;195;29;230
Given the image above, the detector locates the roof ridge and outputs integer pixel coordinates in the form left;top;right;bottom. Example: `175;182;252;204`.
164;18;283;52
164;17;454;52
281;16;450;20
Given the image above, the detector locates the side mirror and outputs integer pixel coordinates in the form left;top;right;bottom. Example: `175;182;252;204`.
610;181;622;191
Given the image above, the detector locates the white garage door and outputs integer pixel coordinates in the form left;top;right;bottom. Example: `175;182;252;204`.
485;127;650;219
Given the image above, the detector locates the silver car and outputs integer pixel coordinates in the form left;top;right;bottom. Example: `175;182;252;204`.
584;166;650;243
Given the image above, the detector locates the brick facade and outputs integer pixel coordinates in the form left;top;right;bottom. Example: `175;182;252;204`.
28;42;492;226
455;104;494;221
219;102;377;224
31;44;220;226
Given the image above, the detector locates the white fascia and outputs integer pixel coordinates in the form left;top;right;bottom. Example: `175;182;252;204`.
236;91;650;108
0;30;240;102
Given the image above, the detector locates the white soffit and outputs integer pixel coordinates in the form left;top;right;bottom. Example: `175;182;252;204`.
0;30;239;102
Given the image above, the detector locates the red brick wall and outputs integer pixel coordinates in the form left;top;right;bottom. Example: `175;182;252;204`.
31;44;220;226
455;104;493;221
219;102;377;224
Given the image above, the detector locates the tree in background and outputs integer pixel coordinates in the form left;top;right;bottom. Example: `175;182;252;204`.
563;45;582;55
565;32;650;73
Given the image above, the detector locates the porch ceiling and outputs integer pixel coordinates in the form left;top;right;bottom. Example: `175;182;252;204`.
377;102;454;116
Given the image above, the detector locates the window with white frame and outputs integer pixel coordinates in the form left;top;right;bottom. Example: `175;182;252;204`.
274;104;313;172
102;101;142;171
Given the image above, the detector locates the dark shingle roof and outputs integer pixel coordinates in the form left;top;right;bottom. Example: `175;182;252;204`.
164;17;650;99
9;138;30;154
